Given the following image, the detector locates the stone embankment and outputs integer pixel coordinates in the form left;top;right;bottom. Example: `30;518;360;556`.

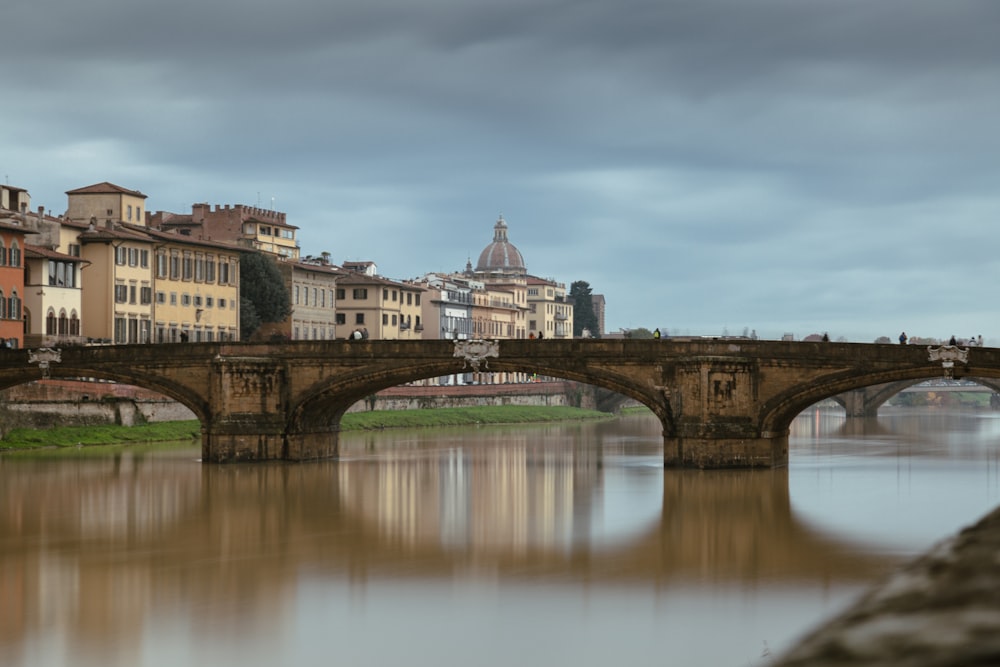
0;379;195;433
772;505;1000;666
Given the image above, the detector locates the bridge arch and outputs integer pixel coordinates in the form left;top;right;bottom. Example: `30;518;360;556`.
287;354;669;441
761;366;1000;438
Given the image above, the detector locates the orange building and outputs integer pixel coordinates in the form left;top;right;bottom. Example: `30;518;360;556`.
0;220;38;348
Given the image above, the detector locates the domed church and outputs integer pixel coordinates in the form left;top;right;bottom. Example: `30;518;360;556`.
474;215;526;277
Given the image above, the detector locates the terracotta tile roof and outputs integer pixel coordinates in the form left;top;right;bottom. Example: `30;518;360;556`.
0;220;40;235
25;244;90;263
65;181;147;199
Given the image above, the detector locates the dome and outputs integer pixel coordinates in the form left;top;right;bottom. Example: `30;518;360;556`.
475;215;526;276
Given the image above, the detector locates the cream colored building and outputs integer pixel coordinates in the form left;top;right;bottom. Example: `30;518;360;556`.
526;275;573;340
334;270;425;340
274;257;340;341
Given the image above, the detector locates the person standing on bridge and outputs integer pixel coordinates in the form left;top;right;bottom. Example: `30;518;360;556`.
654;328;661;340
899;332;907;345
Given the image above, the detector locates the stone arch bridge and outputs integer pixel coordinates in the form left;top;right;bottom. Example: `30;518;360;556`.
0;339;986;468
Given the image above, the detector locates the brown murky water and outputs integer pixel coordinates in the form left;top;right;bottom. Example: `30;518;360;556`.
2;408;999;667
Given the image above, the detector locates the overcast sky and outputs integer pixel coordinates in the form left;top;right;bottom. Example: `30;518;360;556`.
3;0;999;342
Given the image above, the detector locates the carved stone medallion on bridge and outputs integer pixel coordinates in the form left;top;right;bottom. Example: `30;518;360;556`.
28;348;61;379
928;345;969;378
453;339;499;371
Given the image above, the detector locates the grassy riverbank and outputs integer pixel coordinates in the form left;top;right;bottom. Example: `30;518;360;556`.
0;405;615;451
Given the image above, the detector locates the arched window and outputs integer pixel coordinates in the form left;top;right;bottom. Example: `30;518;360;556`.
0;241;6;267
46;308;57;335
9;242;20;268
70;310;80;336
58;309;69;335
9;291;21;320
0;290;6;319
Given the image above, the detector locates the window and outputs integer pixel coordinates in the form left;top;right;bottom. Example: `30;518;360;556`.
128;248;139;267
336;288;345;300
336;314;346;325
170;252;180;279
127;205;133;221
206;256;216;283
407;293;412;306
352;288;367;300
7;291;19;321
355;313;365;325
116;246;126;265
9;243;20;268
114;285;128;303
68;244;81;257
206;297;214;308
129;284;137;304
195;254;204;281
182;252;193;280
114;317;127;344
140;249;149;268
181;294;191;306
170;292;177;305
141;286;152;304
156;252;168;278
382;314;388;325
193;295;202;307
218;298;226;309
383;288;388;300
46;308;56;335
156;291;166;304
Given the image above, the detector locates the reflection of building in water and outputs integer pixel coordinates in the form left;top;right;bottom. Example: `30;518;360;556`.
339;429;603;554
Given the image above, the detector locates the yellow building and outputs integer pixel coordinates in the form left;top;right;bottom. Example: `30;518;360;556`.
65;182;240;343
144;227;241;342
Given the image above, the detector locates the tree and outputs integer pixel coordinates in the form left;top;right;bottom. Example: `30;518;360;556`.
627;327;655;339
569;280;599;338
239;252;291;341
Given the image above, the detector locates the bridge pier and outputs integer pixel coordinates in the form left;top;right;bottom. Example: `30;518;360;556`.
202;417;287;463
663;432;789;469
285;430;339;461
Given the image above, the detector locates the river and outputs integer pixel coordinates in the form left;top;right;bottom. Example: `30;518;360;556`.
1;407;999;667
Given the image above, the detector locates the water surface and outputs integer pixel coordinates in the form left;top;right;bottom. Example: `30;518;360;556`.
2;407;998;666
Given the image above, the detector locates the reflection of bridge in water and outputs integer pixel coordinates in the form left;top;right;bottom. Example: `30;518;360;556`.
0;436;895;653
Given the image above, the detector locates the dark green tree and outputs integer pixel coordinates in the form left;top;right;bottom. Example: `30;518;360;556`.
239;252;291;341
569;280;599;338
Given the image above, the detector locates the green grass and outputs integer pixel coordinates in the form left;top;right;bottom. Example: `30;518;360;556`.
341;405;612;430
0;406;614;451
0;420;201;450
